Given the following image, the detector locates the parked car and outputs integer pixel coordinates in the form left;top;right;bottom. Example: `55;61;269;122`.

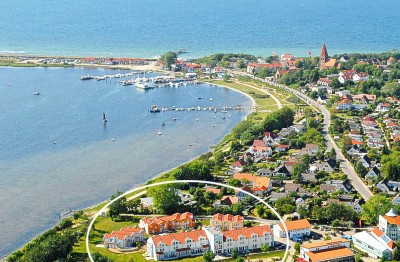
292;237;302;243
342;235;352;240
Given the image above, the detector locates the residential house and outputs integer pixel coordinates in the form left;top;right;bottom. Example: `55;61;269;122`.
353;94;376;103
365;166;380;180
285;183;306;194
336;98;352;110
263;132;278;145
347;145;367;157
336;90;351;97
245;145;273;162
233;173;272;194
227;159;245;175
393;194;400;205
269;192;287;203
320;180;352;193
317;78;332;86
275;69;289;80
139;213;195;235
338;70;356;84
213;196;239;208
257;168;272;177
302;173;317;183
376;179;400;194
352;227;396;260
103;227;145;249
312;160;336;173
358;155;371;169
210;214;244;231
376;102;391;113
272;164;292;177
353;72;369;82
235;186;254;200
300;239;354;262
273;219;312;239
275;144;289;153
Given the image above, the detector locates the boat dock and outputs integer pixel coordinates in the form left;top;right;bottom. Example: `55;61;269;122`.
149;105;254;112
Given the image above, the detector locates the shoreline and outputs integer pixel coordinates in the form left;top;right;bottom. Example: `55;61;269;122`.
5;72;258;258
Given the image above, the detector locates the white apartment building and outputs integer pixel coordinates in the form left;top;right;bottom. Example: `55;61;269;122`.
146;225;274;260
273;219;311;239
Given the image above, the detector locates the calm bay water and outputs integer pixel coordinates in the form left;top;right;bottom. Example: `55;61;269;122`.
0;67;252;256
0;0;399;58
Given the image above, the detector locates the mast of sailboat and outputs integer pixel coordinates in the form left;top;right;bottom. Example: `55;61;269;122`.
103;112;107;123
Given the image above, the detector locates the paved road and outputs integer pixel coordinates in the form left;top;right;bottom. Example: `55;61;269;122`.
265;80;373;200
227;70;373;200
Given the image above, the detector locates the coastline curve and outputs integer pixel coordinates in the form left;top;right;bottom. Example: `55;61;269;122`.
85;180;290;262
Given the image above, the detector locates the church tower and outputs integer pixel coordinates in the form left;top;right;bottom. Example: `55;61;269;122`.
319;43;329;69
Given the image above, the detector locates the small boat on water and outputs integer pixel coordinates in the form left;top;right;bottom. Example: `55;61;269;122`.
161;122;166;126
80;75;94;80
210;98;213;101
173;118;177;121
158;131;162;135
198;97;203;100
33;86;40;95
103;112;107;123
150;104;161;113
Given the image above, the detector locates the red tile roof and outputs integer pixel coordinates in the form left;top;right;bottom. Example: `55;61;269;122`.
222;225;272;241
212;213;244;222
152;230;207;247
278;219;311;231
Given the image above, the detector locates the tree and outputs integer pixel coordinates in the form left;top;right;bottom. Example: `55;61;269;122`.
294;242;301;253
355;162;368;177
147;185;181;214
393;241;400;261
362;194;393;224
228;178;242;187
172;160;212;181
261;243;269;253
354;253;363;262
108;192;127;220
236;257;245;262
331;219;341;232
231;247;239;259
329;78;341;89
223;73;230;82
161;51;177;69
203;250;216;262
91;252;114;262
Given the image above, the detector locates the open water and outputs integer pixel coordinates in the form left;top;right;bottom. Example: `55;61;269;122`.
0;67;252;255
0;0;399;58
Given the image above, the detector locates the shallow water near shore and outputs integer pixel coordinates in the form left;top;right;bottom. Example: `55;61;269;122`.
0;67;252;256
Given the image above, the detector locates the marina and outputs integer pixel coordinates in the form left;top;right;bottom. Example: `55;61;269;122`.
148;105;252;113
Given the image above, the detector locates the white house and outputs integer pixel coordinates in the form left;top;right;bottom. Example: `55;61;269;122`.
378;208;400;241
353;72;369;82
146;225;275;260
365;166;380;180
273;219;311;239
103;227;145;249
376;102;391;113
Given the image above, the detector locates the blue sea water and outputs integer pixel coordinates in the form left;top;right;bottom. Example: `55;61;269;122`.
0;67;252;256
0;0;399;58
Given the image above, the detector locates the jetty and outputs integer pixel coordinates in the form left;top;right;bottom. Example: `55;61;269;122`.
148;105;254;112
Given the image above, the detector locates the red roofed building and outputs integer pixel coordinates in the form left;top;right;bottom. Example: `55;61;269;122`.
336;98;353;110
103;227;144;249
273;219;312;239
146;225;275;260
300;239;353;262
139;212;194;234
146;229;209;260
210;213;244;230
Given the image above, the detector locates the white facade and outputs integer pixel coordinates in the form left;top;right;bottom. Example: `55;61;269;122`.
146;225;274;261
273;219;312;239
